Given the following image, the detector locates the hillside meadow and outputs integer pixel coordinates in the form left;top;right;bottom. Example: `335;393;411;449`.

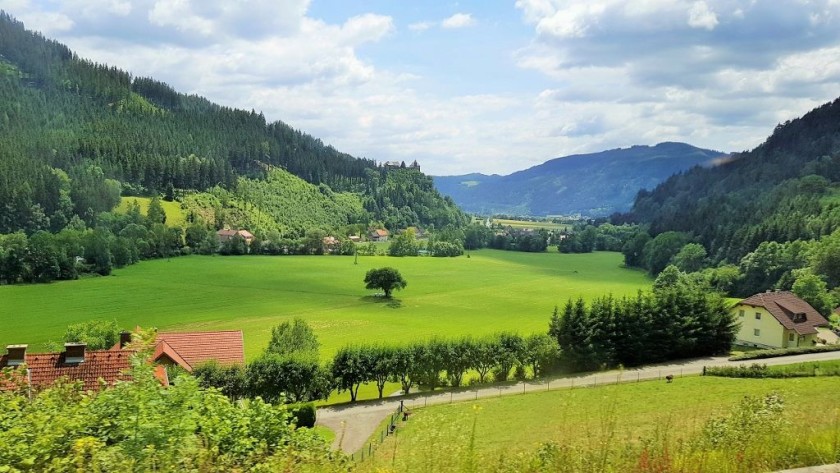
361;375;840;472
0;250;648;359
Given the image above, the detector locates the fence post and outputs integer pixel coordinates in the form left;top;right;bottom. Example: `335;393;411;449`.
475;390;478;400
523;383;526;394
450;392;453;403
637;372;640;382
547;380;550;391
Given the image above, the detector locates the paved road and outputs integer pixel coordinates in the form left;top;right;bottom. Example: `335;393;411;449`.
316;350;840;454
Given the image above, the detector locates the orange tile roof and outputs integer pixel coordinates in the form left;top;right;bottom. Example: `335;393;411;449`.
738;291;830;335
0;350;134;392
155;330;244;372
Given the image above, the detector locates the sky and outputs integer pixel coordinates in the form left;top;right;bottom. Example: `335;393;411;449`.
6;1;840;175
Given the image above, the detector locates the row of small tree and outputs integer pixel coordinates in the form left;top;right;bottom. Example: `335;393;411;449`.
330;333;560;402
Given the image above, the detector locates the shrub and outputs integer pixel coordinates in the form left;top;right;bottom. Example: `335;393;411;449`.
288;402;317;428
729;344;840;361
704;364;769;378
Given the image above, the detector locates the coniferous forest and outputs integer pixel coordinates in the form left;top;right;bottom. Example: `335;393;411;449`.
0;13;466;282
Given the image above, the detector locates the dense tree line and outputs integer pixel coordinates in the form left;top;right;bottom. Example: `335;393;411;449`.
460;223;551;252
549;280;737;371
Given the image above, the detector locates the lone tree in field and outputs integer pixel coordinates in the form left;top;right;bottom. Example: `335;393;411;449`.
364;267;407;298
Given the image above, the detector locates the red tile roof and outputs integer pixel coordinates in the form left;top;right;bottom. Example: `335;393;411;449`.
0;350;134;392
737;291;830;335
154;330;245;372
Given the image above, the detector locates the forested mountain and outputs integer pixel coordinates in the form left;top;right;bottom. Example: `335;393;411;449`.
0;12;464;235
629;97;840;264
433;142;724;217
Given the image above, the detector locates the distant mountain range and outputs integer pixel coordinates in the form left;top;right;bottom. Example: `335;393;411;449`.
433;142;727;217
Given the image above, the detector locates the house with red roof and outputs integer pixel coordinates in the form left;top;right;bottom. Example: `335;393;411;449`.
152;330;245;375
732;290;837;348
369;228;389;242
216;229;254;245
1;343;133;393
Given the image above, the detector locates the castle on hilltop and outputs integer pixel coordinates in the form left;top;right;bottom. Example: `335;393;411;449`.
382;160;420;171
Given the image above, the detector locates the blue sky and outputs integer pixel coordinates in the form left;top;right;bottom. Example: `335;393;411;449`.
7;1;840;175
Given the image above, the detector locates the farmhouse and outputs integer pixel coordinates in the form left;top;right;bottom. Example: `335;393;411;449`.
732;290;836;348
369;229;390;242
0;343;133;393
152;330;245;373
216;228;254;245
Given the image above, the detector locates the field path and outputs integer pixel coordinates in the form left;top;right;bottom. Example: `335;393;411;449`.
316;350;840;454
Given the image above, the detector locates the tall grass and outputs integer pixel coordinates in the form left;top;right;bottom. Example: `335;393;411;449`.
359;378;840;472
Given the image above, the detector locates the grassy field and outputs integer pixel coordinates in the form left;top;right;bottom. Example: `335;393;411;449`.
491;218;570;231
116;196;187;227
361;375;840;472
1;250;647;360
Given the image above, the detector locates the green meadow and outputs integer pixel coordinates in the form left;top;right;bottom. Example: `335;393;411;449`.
361;375;840;472
116;196;187;227
0;250;648;359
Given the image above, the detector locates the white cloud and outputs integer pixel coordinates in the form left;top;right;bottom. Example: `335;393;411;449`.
441;13;476;29
688;1;718;30
408;21;434;32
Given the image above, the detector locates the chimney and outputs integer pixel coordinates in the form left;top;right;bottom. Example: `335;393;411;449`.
5;345;27;366
119;331;132;348
64;343;86;364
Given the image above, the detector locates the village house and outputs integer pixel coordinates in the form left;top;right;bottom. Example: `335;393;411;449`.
369;228;390;242
149;330;245;383
216;228;254;245
732;290;838;348
1;343;133;393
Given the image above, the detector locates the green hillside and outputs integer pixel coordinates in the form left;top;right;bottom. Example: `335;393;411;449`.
0;12;464;236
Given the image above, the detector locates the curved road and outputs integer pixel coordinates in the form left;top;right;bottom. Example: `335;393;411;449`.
317;350;840;454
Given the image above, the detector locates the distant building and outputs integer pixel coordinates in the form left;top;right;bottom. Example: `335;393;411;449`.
216;229;254;245
382;160;420;171
369;229;390;242
732;291;836;348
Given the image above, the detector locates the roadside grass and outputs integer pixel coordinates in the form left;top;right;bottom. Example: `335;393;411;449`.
116;196;187;227
0;250;649;363
360;376;840;472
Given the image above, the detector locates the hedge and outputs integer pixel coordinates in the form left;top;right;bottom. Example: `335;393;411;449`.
729;344;840;361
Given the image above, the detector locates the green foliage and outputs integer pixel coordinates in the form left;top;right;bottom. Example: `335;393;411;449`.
146;195;166;225
671;243;707;273
288;402;317;428
364;267;407;298
705;360;840;378
388;229;419;256
729;344;840;361
267;318;320;358
791;269;835;315
246;353;332;403
550;283;737;370
0;359;345;471
192;361;247;400
62;319;121;350
699;393;786;450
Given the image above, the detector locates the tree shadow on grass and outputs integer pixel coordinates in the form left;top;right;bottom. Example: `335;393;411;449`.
360;295;402;309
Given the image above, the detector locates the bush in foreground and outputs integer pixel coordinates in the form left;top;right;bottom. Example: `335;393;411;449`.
0;359;346;472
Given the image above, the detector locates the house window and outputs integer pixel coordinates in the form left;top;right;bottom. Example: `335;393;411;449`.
789;333;795;342
739;309;745;317
755;312;761;320
754;329;761;337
